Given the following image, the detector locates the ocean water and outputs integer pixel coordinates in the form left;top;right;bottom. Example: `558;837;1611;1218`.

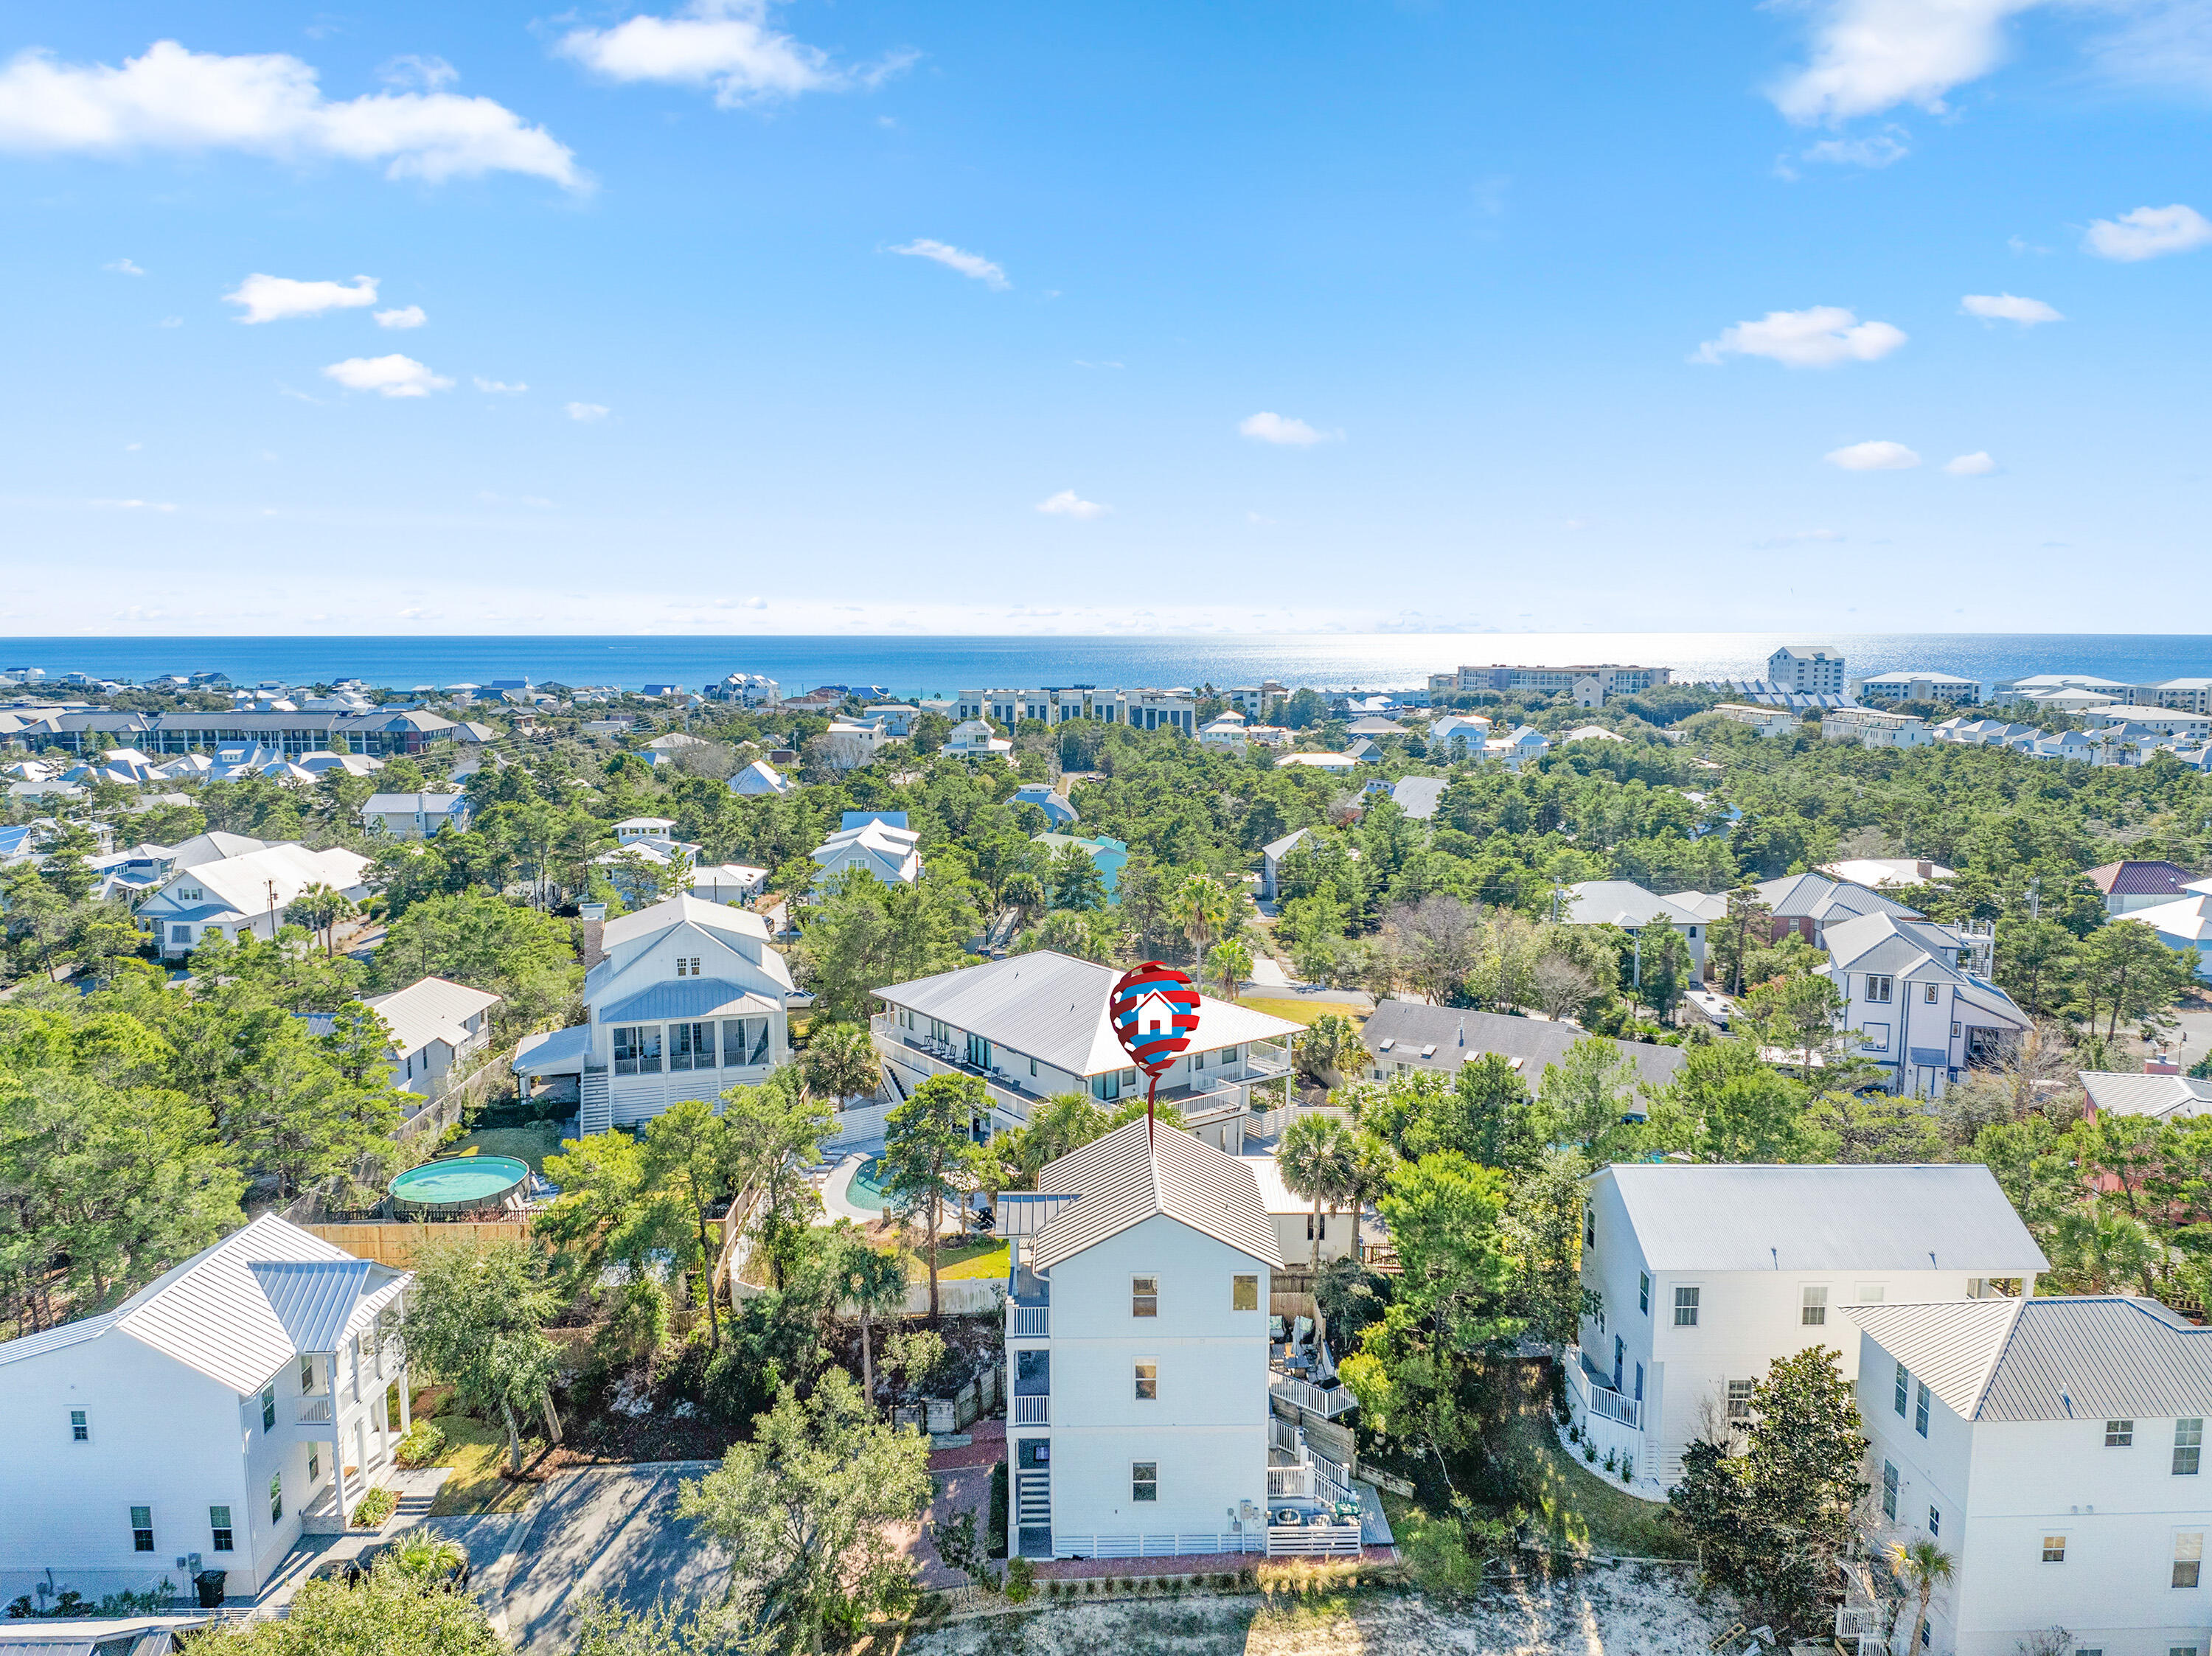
4;633;2212;697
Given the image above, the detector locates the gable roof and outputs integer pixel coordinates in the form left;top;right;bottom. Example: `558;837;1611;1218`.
147;843;371;919
1564;880;1705;930
1360;1000;1686;1092
2084;859;2199;898
1596;1163;2048;1274
1845;1295;2212;1423
1030;1117;1284;1271
364;791;468;814
364;975;501;1057
602;891;773;951
873;951;1301;1077
1757;871;1923;925
2125;892;2212;944
1390;776;1446;820
2079;1070;2212;1121
0;1214;408;1391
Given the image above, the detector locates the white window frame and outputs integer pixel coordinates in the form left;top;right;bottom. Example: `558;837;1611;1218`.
69;1408;89;1443
2042;1534;2067;1563
1133;1360;1158;1402
2174;1530;2204;1590
1231;1273;1259;1312
1131;1461;1158;1503
1801;1285;1829;1326
1673;1284;1700;1326
1130;1275;1158;1318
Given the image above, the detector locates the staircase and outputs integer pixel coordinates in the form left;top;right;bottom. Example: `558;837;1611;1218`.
580;1066;611;1136
1015;1469;1051;1531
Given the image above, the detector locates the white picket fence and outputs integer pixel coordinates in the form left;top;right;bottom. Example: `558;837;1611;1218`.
1054;1533;1265;1558
1266;1522;1363;1556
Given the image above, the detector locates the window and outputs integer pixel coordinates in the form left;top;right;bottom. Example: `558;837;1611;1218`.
1131;1462;1158;1503
1867;974;1893;1003
1923;982;1940;1004
1726;1379;1755;1421
723;1017;770;1068
1134;1361;1158;1401
1231;1274;1259;1312
1638;1272;1649;1315
1801;1286;1829;1326
2107;1419;2135;1447
2178;1419;2204;1476
1307;1212;1327;1242
2042;1534;2067;1563
1674;1285;1700;1326
1882;1461;1898;1520
1585;1207;1596;1247
1915;1382;1930;1438
2076;1649;2104;1656
670;1020;714;1071
129;1506;154;1552
300;1354;315;1392
613;1025;662;1076
209;1506;234;1552
1131;1276;1158;1318
1894;1362;1910;1417
270;1473;283;1523
308;1445;319;1481
2175;1531;2204;1589
1858;1283;1886;1303
1929;1505;1941;1537
69;1409;88;1442
675;956;702;978
261;1385;276;1432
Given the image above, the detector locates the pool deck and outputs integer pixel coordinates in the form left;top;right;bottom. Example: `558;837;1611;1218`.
815;1151;964;1235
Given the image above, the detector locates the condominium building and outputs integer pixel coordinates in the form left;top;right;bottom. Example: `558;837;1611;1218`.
1767;646;1847;695
953;688;1197;736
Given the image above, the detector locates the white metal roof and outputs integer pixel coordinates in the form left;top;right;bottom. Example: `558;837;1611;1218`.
0;1214;408;1393
1240;1155;1319;1216
1596;1163;2048;1274
144;843;371;919
1846;1295;2212;1423
364;975;501;1057
2079;1071;2212;1121
872;951;1301;1077
1565;880;1706;930
1031;1117;1286;1272
602;891;772;949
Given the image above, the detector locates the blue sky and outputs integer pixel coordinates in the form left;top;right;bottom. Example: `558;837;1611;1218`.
1;0;2208;636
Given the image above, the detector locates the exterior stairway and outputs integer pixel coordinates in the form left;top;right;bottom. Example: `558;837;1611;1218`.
580;1065;611;1136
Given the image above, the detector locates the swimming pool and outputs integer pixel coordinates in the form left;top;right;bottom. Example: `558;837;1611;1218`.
389;1155;531;1214
844;1158;891;1214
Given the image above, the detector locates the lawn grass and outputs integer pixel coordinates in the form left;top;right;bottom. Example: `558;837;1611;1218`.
440;1124;566;1176
1237;997;1366;1029
423;1410;540;1517
1506;1377;1692;1559
928;1238;1009;1281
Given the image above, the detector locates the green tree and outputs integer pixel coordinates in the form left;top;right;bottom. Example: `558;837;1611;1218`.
1046;843;1107;912
676;1370;932;1655
1888;1539;1955;1656
371;889;580;1038
1500;1146;1599;1349
1167;872;1235;978
400;1236;563;1472
795;869;975;1023
1531;1037;1645;1163
1294;1010;1362;1088
882;1073;984;1320
2074;919;2197;1042
199;1556;505;1656
1742;970;1851;1085
826;1224;910;1410
1650;1040;1823;1163
796;1021;881;1104
640;1098;750;1349
1994;916;2078;1020
1279;1113;1360;1347
1715;880;1774;996
1208;936;1253;1001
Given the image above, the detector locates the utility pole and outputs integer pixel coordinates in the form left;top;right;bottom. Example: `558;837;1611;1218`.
2026;876;2041;921
1551;883;1566;924
266;877;279;940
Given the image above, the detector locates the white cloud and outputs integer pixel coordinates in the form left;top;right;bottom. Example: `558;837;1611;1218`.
322;354;452;397
557;0;907;107
1238;411;1339;447
1961;292;2062;324
1694;305;1907;367
890;238;1008;290
1944;450;1999;474
1770;0;2038;124
380;55;457;93
1826;439;1921;470
1799;128;1910;168
565;402;610;421
0;39;581;188
226;272;377;323
374;305;425;329
1036;490;1107;519
2084;203;2212;262
474;377;527;394
104;256;144;275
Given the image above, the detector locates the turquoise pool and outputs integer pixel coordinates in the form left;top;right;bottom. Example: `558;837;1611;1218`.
844;1158;891;1214
390;1155;530;1212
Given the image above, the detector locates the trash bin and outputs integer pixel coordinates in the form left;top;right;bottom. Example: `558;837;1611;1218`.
194;1569;227;1608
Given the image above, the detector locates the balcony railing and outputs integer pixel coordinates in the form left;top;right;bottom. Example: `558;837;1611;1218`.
296;1396;334;1425
1568;1355;1642;1430
1269;1373;1357;1419
1007;1304;1048;1338
1012;1394;1049;1426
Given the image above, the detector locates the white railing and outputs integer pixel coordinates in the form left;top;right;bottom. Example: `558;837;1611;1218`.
1267;1522;1362;1557
1007;1304;1048;1337
871;1021;1031;1120
1012;1394;1049;1426
1568;1359;1642;1429
1055;1534;1265;1559
1270;1374;1358;1419
1266;1464;1312;1497
296;1396;333;1425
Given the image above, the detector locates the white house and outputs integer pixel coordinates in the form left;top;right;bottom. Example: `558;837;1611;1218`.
1820;909;2030;1096
359;791;471;839
1854;669;1983;706
1486;725;1551;770
1242;1155;1357;1264
512;893;793;1135
815;720;886;773
810;816;922;887
1846;1295;2212;1656
944;720;1013;759
1563;880;1709;977
1199;714;1250;750
1260;827;1322;902
2124;893;2212;977
1823;707;1933;749
1571;1163;2045;1490
1425;713;1492;758
1013;784;1079;829
870;951;1301;1149
1000;1118;1286;1559
1770;645;1848;695
730;758;793;796
134;844;372;959
613;816;678;844
0;1215;413;1605
1708;703;1798;739
361;975;501;1102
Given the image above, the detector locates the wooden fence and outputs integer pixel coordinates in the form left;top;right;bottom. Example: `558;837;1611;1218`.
303;1219;536;1267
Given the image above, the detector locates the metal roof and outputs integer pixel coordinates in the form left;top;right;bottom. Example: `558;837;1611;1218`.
1389;777;1446;821
1846;1295;2212;1423
364;975;501;1057
2084;860;2199;898
872;951;1301;1078
0;1214;408;1391
1361;1000;1686;1093
512;1023;593;1076
601;891;776;950
248;1259;378;1353
2079;1071;2212;1121
1756;872;1922;924
598;978;782;1023
1596;1163;2048;1274
1029;1117;1285;1272
1564;880;1708;930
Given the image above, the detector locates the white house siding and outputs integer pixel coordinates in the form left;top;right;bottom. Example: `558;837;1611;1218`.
1032;1215;1271;1554
1856;1346;2212;1656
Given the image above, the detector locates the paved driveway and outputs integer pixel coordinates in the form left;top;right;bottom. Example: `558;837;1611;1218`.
431;1462;724;1656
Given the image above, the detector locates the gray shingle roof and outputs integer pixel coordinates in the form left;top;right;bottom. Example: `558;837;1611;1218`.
1598;1163;2048;1274
1360;1001;1686;1093
1029;1117;1285;1272
1846;1295;2212;1423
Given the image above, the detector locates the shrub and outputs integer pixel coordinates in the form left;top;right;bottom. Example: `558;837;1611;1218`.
1004;1559;1035;1604
350;1486;399;1528
987;1461;1008;1559
1582;1441;1598;1463
394;1421;447;1469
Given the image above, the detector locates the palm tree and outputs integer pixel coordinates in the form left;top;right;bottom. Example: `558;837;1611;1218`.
835;1229;911;1410
388;1529;469;1584
1888;1537;1954;1656
1209;937;1253;1001
1295;1011;1361;1090
288;881;355;955
1279;1113;1358;1360
799;1021;883;1105
1168;873;1234;979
